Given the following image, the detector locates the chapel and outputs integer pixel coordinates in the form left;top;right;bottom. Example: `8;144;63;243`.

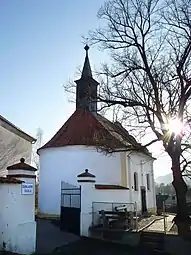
37;45;156;218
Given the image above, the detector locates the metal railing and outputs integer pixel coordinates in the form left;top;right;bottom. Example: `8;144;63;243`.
92;201;138;231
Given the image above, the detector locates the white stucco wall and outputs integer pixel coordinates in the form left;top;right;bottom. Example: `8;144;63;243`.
7;170;36;222
0;182;36;254
0;125;32;177
38;146;121;216
127;152;156;212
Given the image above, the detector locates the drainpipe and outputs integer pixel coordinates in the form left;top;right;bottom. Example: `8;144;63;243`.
151;160;156;210
127;155;133;204
140;160;144;186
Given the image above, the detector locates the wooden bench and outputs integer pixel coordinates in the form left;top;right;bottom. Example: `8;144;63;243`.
99;207;131;229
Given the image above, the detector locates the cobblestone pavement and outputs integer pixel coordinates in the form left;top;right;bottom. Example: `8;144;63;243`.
144;215;174;232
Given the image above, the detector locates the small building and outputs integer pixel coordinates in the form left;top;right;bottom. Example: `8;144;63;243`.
0;114;36;177
37;46;156;229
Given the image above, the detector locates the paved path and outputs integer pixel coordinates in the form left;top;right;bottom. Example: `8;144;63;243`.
55;238;169;255
145;215;174;232
36;218;171;254
36;218;79;254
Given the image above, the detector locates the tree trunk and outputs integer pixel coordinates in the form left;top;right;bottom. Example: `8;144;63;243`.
171;159;190;238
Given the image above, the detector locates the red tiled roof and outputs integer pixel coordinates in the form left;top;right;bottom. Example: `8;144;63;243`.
0;176;23;184
7;158;37;171
38;109;124;153
95;184;129;190
37;109;151;156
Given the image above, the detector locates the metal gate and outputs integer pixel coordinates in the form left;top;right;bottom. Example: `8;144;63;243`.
60;181;81;235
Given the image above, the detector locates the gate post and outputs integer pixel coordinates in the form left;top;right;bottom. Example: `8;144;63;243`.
77;169;96;237
6;158;37;254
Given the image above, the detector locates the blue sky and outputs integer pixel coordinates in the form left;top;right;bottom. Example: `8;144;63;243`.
0;0;105;140
0;0;171;177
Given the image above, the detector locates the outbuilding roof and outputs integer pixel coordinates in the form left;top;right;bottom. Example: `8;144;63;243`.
0;114;36;143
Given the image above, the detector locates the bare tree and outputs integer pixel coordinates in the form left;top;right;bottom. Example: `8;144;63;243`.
32;128;43;182
88;0;191;236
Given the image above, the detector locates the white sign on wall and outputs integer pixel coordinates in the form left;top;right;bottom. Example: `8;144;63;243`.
21;183;34;195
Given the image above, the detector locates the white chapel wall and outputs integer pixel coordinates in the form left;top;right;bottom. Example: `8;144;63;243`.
38;145;122;216
127;152;156;212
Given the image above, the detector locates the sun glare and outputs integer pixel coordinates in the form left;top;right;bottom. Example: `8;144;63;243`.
168;118;183;135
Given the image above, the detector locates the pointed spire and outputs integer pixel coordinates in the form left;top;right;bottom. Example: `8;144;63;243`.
75;45;99;113
81;44;92;78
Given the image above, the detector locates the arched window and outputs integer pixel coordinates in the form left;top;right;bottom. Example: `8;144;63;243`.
134;172;138;191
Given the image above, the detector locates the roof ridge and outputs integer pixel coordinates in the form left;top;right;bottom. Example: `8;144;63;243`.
0;114;36;143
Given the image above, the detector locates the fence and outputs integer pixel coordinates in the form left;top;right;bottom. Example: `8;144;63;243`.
155;198;190;234
61;181;81;208
92;201;138;230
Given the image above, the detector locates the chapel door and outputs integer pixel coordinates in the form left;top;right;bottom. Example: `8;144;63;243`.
141;186;147;214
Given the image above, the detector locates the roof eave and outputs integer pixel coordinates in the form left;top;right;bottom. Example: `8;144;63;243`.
0;115;36;143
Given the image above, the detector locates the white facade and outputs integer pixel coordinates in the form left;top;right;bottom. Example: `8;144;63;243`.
38;145;121;216
127;153;156;211
7;169;36;221
0;121;34;177
79;177;131;237
0;169;36;254
38;145;156;217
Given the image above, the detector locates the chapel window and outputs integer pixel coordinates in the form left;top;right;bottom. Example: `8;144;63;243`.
146;173;150;191
134;172;138;191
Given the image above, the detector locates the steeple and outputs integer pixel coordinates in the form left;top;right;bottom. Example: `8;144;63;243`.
75;45;99;113
81;45;92;78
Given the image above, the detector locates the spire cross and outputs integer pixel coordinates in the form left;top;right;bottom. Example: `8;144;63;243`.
84;38;90;56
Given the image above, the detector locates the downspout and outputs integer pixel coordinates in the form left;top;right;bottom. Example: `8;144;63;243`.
140;160;144;186
151;160;156;210
127;154;133;203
